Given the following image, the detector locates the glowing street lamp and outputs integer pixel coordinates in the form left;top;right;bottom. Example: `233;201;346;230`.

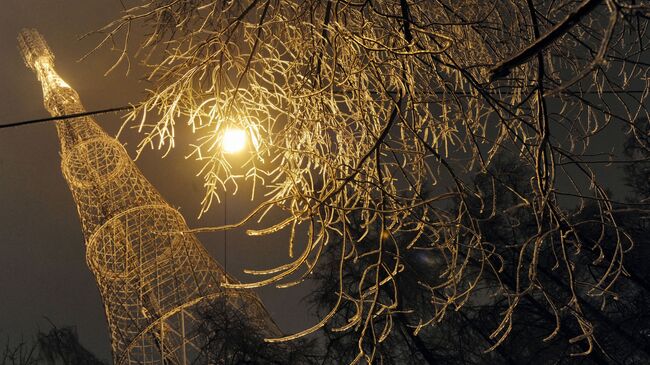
219;125;251;355
222;127;247;154
220;126;248;289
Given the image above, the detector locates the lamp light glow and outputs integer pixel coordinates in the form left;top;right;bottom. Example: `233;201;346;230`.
222;128;247;154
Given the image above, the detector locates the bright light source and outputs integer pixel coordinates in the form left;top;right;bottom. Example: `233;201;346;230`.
222;128;247;154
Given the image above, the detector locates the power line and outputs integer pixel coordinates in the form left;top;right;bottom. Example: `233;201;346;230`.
3;87;645;131
0;105;137;130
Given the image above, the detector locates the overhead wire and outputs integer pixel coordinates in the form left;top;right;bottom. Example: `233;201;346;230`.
0;105;137;130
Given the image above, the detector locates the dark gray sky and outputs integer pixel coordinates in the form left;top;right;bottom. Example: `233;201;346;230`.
0;2;314;361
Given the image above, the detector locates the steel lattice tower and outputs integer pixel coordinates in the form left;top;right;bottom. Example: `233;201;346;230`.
18;29;280;365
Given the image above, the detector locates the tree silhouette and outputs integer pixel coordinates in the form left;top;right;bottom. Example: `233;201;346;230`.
36;326;106;365
194;296;319;364
93;1;650;361
308;150;650;364
1;325;107;365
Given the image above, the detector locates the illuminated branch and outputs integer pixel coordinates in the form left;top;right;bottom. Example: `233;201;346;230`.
89;0;650;362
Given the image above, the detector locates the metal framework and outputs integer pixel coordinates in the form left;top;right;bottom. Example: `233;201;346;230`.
18;29;279;365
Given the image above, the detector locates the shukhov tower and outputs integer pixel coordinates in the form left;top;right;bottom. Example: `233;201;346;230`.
18;29;280;365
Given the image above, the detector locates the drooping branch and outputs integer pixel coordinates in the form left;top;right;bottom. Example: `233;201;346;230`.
90;0;650;363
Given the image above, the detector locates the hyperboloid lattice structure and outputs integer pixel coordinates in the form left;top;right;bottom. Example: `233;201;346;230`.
18;29;280;365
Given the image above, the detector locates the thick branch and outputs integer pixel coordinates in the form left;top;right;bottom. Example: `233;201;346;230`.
490;0;603;80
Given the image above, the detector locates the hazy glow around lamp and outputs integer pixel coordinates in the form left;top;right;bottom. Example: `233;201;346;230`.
222;128;247;154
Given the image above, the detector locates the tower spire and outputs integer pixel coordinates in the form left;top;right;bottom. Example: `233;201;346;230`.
18;29;104;153
19;28;280;365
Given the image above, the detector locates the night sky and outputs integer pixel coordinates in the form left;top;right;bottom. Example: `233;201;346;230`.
0;2;314;361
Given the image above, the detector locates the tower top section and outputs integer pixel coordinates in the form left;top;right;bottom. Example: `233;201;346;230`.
18;28;55;70
18;28;104;151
